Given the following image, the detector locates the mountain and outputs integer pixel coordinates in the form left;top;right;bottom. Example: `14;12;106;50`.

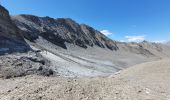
12;15;118;50
10;14;170;77
12;14;167;56
0;5;29;55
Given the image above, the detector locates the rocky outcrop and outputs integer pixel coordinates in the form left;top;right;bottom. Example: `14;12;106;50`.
0;5;30;55
12;15;118;50
0;52;54;79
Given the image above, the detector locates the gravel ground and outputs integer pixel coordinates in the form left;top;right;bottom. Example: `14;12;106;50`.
0;59;170;100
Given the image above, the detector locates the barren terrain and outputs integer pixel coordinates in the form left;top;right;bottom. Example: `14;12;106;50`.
1;59;170;100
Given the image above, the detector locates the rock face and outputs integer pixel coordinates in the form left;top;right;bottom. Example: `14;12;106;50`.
0;5;29;55
12;15;118;50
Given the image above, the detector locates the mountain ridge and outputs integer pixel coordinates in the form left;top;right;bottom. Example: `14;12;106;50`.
12;14;119;50
12;14;170;58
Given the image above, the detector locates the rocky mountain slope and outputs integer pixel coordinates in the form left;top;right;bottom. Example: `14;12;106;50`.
12;14;170;58
0;5;55;78
12;14;118;50
0;5;29;55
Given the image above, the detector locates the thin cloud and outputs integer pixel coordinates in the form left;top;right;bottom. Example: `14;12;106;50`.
125;35;145;42
100;30;113;36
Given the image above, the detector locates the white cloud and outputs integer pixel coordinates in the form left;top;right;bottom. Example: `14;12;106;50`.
100;30;113;36
125;35;145;42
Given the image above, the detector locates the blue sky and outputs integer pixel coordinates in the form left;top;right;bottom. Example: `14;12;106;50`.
1;0;170;42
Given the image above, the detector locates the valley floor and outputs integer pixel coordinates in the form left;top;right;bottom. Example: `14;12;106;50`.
1;59;170;100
